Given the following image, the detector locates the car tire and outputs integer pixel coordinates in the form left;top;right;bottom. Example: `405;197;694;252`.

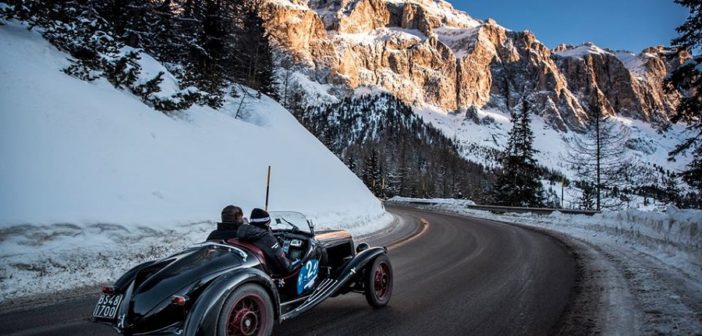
217;283;274;336
364;254;393;308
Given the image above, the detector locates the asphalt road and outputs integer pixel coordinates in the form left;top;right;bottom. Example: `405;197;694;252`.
0;205;577;336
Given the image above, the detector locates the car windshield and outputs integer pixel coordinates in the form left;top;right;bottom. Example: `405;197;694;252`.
268;211;312;233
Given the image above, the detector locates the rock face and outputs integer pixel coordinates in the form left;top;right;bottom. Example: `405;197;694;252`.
553;44;687;125
262;0;684;130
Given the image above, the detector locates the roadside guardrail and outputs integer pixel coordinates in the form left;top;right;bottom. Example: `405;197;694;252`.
389;200;601;216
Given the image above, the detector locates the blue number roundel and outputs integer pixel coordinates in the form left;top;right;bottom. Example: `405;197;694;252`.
297;259;319;295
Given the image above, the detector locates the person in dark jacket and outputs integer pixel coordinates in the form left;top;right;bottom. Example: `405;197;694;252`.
207;205;245;241
238;208;295;274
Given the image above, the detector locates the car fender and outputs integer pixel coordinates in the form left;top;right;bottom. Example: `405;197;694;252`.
278;247;389;321
183;268;280;336
337;247;387;280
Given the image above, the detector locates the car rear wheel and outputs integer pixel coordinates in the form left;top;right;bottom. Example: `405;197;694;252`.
364;254;393;308
217;284;274;336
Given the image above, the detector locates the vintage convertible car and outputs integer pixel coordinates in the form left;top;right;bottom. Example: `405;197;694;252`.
91;211;393;335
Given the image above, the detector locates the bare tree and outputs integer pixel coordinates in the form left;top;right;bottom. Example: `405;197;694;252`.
564;104;630;210
275;52;295;109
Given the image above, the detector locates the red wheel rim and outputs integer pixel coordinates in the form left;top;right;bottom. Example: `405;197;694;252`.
227;294;265;336
373;262;390;300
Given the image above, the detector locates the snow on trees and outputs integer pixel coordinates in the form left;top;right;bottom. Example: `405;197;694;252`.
2;0;279;111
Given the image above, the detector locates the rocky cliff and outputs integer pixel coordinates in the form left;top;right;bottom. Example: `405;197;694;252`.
262;0;685;130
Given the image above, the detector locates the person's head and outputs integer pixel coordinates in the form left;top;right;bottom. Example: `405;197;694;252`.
249;208;271;228
220;205;244;229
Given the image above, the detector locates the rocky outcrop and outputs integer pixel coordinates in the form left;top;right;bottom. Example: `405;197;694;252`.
554;44;685;124
262;0;684;130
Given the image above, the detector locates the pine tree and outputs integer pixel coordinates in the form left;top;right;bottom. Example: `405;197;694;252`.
666;0;702;192
179;0;241;108
362;149;383;196
663;174;681;206
492;101;544;207
232;0;277;98
104;51;141;89
346;154;357;174
148;0;194;65
579;182;596;210
95;0;156;48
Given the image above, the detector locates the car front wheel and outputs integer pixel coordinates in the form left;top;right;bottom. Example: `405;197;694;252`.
364;254;393;308
217;283;274;336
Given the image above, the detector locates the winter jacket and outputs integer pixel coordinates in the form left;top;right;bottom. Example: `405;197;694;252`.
206;229;239;241
237;224;292;274
206;221;243;241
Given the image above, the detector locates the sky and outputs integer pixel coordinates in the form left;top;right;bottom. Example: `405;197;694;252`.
454;0;690;52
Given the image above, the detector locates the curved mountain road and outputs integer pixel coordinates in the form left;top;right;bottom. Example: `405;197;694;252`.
278;205;576;335
0;205;577;336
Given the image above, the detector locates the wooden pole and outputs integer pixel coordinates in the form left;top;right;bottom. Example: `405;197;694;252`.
265;166;271;211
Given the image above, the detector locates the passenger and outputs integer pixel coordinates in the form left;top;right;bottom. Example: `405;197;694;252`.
238;208;295;274
207;205;245;241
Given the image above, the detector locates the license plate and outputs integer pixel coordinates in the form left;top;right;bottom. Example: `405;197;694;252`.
92;294;123;320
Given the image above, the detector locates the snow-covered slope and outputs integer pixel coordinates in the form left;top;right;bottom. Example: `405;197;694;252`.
0;22;390;302
413;104;692;179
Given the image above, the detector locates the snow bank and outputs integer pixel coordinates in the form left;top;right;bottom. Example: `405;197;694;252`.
0;22;391;302
562;207;702;250
388;196;476;207
390;198;701;251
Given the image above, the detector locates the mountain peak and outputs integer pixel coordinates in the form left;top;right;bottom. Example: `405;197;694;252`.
261;0;683;128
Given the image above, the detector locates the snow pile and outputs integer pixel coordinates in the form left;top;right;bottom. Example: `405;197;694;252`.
0;22;391;303
570;207;702;250
388;196;475;207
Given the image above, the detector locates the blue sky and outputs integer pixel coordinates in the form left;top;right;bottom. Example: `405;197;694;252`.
453;0;689;52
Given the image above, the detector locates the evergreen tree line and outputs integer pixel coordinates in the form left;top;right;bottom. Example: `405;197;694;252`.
666;0;702;193
1;0;277;111
290;93;496;201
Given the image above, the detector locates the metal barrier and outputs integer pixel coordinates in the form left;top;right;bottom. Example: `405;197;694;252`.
389;200;600;216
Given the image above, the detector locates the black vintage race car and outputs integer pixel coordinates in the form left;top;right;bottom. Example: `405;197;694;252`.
91;211;393;335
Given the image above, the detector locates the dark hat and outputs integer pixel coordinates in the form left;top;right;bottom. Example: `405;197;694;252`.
221;205;243;224
250;208;271;226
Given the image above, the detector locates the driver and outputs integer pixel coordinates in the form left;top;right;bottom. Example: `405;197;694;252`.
237;208;295;274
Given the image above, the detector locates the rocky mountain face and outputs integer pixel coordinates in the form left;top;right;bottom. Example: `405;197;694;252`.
262;0;686;130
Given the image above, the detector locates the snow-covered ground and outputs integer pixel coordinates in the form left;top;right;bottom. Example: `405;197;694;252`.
0;22;391;303
389;197;702;334
413;104;692;179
